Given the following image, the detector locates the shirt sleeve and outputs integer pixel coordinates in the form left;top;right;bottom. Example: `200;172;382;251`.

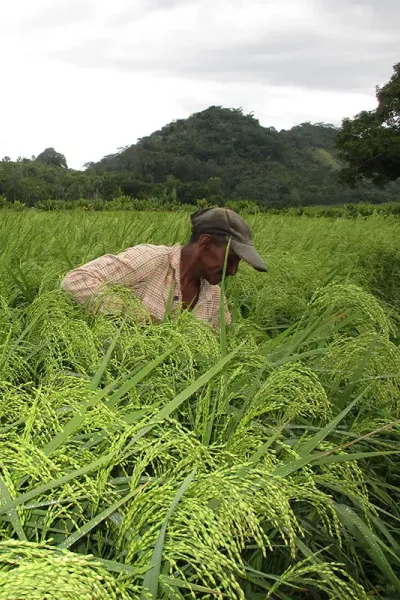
61;245;162;313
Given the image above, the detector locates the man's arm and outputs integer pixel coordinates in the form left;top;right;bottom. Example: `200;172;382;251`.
61;245;160;314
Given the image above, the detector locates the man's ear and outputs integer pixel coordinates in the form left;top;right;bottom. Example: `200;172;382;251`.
198;234;213;250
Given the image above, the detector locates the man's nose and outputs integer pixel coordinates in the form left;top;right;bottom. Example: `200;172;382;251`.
228;263;238;276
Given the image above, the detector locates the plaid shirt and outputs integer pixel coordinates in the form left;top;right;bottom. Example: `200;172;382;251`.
61;243;231;328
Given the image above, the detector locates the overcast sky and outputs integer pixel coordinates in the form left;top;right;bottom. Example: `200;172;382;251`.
1;0;398;169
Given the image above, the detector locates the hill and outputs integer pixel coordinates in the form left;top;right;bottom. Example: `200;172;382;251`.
88;106;399;207
1;106;399;207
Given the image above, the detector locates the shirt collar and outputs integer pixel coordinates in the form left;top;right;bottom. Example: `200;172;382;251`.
169;244;181;273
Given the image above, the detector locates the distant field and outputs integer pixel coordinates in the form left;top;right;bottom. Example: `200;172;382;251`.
2;210;400;324
1;210;400;599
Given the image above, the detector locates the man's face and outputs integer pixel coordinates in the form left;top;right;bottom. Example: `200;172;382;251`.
197;235;241;285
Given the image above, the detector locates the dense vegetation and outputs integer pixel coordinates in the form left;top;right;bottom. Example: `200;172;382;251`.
1;109;399;209
1;210;400;598
337;63;400;185
91;108;400;207
2;62;399;210
3;196;400;220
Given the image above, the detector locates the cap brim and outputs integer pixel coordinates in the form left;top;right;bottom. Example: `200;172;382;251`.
230;240;268;272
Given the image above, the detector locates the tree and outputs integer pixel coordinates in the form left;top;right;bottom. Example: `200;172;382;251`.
208;176;223;196
336;63;400;185
36;148;68;169
0;106;399;207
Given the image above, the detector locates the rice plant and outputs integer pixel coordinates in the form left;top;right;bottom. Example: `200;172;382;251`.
0;210;400;599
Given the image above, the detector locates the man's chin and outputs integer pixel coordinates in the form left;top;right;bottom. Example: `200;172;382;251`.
207;274;223;285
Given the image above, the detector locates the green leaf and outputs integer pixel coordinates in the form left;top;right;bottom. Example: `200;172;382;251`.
335;335;379;411
52;233;74;270
81;409;148;450
88;326;122;390
41;345;178;457
297;394;362;458
1;348;239;515
5;263;34;303
160;575;225;596
94;557;145;576
219;238;230;358
128;344;240;435
141;469;196;600
236;424;286;480
218;240;231;414
106;345;178;407
0;454;112;516
312;449;400;466
272;391;367;478
58;484;144;550
0;476;26;541
335;503;400;592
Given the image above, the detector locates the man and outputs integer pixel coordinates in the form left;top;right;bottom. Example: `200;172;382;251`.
61;207;267;328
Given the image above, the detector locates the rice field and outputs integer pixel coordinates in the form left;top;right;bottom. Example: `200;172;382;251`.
1;210;400;599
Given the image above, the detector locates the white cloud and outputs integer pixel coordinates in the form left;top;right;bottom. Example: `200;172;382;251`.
0;0;397;169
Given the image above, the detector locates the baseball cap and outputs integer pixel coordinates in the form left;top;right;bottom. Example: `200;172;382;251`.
191;207;268;272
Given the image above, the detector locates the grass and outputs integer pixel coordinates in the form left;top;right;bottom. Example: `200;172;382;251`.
0;210;400;598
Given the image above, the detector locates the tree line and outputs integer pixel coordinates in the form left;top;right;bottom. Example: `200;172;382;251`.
1;63;399;209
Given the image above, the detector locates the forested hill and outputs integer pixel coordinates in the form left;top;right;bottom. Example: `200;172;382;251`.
88;106;398;206
1;106;399;207
92;106;339;174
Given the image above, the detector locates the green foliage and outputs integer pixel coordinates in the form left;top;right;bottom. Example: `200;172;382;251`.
36;148;68;169
337;62;400;185
93;107;400;207
320;333;400;416
0;211;399;598
275;201;400;219
0;541;137;599
307;282;395;337
2;106;400;208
